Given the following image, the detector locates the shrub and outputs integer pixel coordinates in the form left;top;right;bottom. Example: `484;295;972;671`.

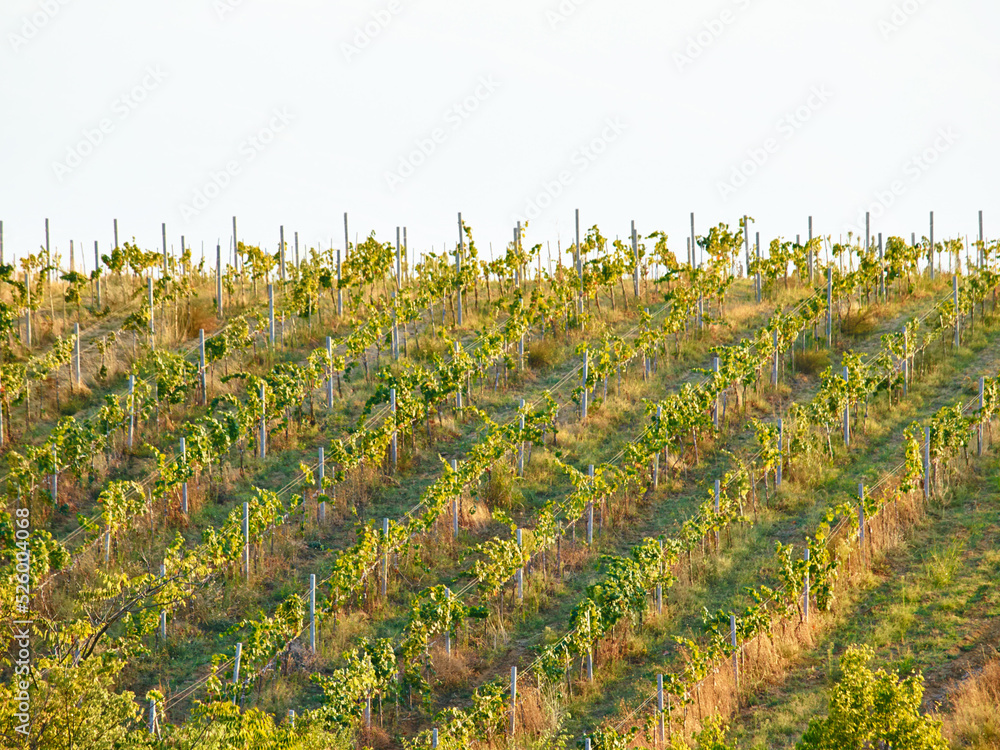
797;645;948;750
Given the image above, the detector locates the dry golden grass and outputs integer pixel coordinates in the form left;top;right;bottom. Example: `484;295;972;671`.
430;645;473;689
941;655;1000;749
795;348;831;376
527;338;558;370
185;298;222;339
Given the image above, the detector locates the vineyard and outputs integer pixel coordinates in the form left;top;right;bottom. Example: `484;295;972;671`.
1;212;998;750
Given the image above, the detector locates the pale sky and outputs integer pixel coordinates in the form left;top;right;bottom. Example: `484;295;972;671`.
1;0;996;267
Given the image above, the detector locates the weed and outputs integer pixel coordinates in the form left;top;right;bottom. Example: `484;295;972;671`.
922;541;964;588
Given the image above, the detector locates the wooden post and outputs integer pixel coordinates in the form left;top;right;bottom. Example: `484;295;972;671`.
73;323;81;387
979;376;985;457
199;329;207;404
148;276;155;342
259;385;266;459
575;209;583;316
128;375;135;448
309;573;316;653
730;613;738;689
924;426;931;500
392;292;399;360
233;642;243;700
755;232;762;303
336;249;343;316
382;518;389;597
396;226;402;289
94;240;102;308
714;479;721;547
979;210;984;269
343;212;349;261
712;357;720;429
279;225;286;282
390;388;397;471
452;459;459;538
268;284;275;345
656;539;664;615
326;337;334;408
517;399;525;477
161;222;168;277
216;243;223;318
653;405;662;488
803;547;810;623
858;484;866;567
879;232;885;300
776;418;783;486
743;215;750;279
826;266;833;347
808;215;814;283
587;465;595;545
902;327;908;396
929;210;935;280
632;219;639;298
24;271;31;346
456;212;464;326
180;438;188;514
242;502;250;580
581;350;589;421
445;586;452;655
516;528;524;603
510;666;517;736
690;212;696;267
843;366;850;447
454;342;463;414
954;274;960;347
159;563;167;640
657;674;665;746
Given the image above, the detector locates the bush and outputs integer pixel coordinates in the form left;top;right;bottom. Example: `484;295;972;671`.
797;645;948;750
